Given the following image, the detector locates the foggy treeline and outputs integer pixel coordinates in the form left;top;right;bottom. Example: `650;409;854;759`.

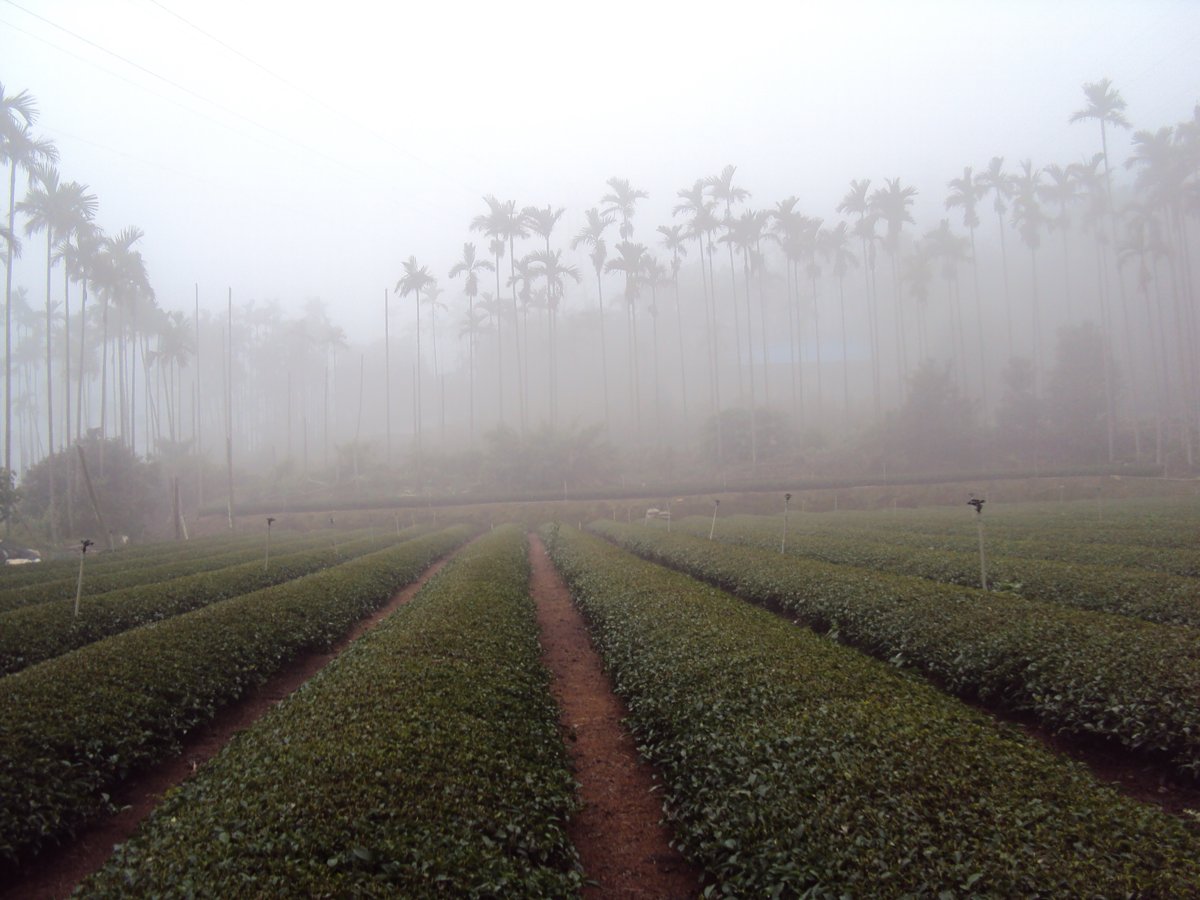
3;76;1199;520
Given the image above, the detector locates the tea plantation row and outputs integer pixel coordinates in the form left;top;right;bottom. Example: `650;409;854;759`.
595;520;1200;779
0;531;318;614
0;526;472;872
78;526;582;897
0;530;423;675
679;514;1200;626
544;524;1200;896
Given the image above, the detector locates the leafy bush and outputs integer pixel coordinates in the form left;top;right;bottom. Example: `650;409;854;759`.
0;531;326;614
0;526;471;872
544;524;1200;896
681;513;1200;626
79;526;582;897
0;531;416;675
593;520;1200;779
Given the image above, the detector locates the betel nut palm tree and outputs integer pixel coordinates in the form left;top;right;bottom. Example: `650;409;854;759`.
395;256;435;453
448;242;494;439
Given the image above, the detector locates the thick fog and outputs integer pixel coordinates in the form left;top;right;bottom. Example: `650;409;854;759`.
4;0;1200;505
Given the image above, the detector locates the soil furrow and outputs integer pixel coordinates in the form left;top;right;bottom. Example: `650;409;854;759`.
529;533;701;898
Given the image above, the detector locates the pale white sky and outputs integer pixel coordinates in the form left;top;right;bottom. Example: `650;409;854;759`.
3;0;1198;339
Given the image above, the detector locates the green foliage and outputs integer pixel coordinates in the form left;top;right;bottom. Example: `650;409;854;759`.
0;468;18;528
592;520;1200;779
1046;323;1117;463
889;360;976;470
543;524;1200;896
699;407;793;466
0;530;322;614
0;526;472;872
19;436;167;541
481;422;614;492
0;530;415;675
680;512;1200;626
79;527;582;897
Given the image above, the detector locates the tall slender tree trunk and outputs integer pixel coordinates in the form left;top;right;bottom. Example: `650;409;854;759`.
493;257;504;427
968;228;988;416
64;268;71;450
673;272;688;428
4;162;16;530
706;234;723;465
726;241;744;400
76;281;88;439
996;211;1014;362
811;270;823;414
742;251;758;464
414;288;422;455
44;229;57;539
467;292;475;441
383;288;390;465
838;274;850;429
508;238;526;434
595;268;610;432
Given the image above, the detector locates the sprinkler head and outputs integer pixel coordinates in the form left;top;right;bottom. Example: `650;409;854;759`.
967;497;985;514
80;538;94;554
267;517;276;526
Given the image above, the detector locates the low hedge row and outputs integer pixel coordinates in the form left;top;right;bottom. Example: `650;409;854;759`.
696;513;1200;628
543;524;1200;897
0;525;472;873
0;533;249;590
849;521;1199;576
0;531;334;614
685;514;1200;627
595;520;1200;780
0;531;415;676
78;526;583;897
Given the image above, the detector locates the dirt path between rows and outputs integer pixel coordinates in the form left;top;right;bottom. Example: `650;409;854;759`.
2;551;457;900
528;534;702;898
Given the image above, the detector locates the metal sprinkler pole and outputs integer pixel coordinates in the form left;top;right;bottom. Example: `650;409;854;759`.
968;496;987;591
781;493;792;554
74;539;94;617
709;499;720;541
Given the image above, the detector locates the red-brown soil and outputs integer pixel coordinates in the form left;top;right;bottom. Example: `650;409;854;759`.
529;533;702;898
1;553;455;900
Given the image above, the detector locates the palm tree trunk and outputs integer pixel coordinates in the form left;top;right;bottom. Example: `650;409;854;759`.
838;274;850;429
76;282;87;440
508;238;526;434
811;271;823;414
4;161;16;520
44;229;57;539
64;269;71;450
595;269;610;433
1030;247;1042;392
705;233;724;465
383;288;390;464
996;211;1014;361
968;227;988;416
742;251;758;464
493;257;504;427
414;291;422;455
649;287;660;442
673;273;687;429
468;293;475;440
727;241;744;400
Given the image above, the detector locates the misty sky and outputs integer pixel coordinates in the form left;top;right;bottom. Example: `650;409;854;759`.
4;0;1198;342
